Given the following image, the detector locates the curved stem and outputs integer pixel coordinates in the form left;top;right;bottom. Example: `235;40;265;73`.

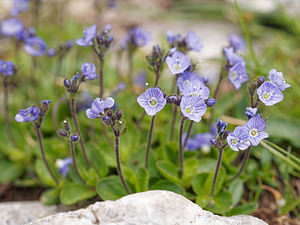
35;125;58;185
70;98;90;168
230;146;252;181
114;135;130;194
210;147;224;196
3;78;15;146
183;121;193;148
70;141;85;183
145;116;156;169
179;117;186;178
99;59;104;98
170;106;177;141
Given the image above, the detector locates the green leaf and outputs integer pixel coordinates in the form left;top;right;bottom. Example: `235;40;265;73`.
150;180;184;195
60;183;96;205
197;158;217;173
135;167;149;192
280;195;300;215
96;176;127;200
0;161;24;183
192;173;209;196
228;179;244;206
35;159;58;186
156;160;181;184
40;188;60;205
208;191;233;214
226;203;258;216
182;157;198;188
87;145;108;178
196;194;212;208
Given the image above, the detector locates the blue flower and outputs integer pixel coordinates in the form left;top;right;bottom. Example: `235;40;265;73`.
56;157;72;177
224;47;245;66
229;34;246;52
177;71;204;92
132;27;151;46
181;80;210;100
257;81;283;106
10;0;29;16
242;114;268;146
47;48;56;57
137;87;166;116
1;17;24;37
227;126;251;151
245;107;257;119
0;60;15;76
217;118;227;133
166;51;191;75
86;97;115;119
206;98;216;107
24;36;47;56
76;24;97;46
16;27;35;42
180;95;207;122
185;31;203;52
165;30;181;46
15;106;39;122
81;63;98;80
228;63;248;89
268;68;290;91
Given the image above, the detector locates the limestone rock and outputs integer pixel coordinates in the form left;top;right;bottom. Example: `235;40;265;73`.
0;201;58;225
26;190;268;225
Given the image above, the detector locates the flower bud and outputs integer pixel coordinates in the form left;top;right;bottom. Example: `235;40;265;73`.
166;95;180;105
257;76;265;87
70;134;80;142
63;120;71;131
210;138;221;147
206;98;216;107
103;115;112;125
40;100;51;112
64;79;71;89
217;118;227;134
222;130;230;139
116;110;123;120
245;107;257;119
57;129;68;137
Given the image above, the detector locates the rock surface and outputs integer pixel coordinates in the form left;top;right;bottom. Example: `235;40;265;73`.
26;190;268;225
0;201;58;225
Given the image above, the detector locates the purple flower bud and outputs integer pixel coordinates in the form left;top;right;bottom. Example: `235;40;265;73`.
245;107;257;119
166;95;180;105
41;100;51;110
63;120;71;131
257;76;265;87
70;134;79;142
217;118;227;133
64;79;71;88
57;129;68;137
47;48;56;57
65;40;73;49
210;138;221;147
206;98;216;107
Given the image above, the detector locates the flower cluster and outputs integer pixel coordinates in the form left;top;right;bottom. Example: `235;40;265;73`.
86;97;125;136
57;120;80;142
0;60;15;76
257;69;290;106
165;30;203;52
121;27;151;50
224;46;248;90
64;63;98;94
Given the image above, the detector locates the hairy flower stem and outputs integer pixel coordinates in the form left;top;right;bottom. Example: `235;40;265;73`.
230;146;252;181
99;59;104;98
210;147;224;196
70;141;85;183
154;69;160;87
170;76;179;140
183;120;194;148
179;117;186;178
2;77;15;146
70;98;90;168
145;116;156;169
35;125;58;185
208;65;225;128
114;134;130;194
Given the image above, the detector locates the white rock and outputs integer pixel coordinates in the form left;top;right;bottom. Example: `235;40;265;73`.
0;201;58;225
26;190;268;225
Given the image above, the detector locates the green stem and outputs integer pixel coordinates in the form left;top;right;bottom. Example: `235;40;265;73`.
184;120;193;148
210;147;224;196
35;125;58;185
230;146;252;181
70;141;85;183
179;117;186;178
145;116;156;169
114;134;130;194
70;98;90;168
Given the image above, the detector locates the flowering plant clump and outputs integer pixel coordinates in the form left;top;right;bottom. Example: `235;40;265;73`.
0;1;299;220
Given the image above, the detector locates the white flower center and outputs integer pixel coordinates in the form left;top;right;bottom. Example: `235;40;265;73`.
149;97;158;107
249;128;258;137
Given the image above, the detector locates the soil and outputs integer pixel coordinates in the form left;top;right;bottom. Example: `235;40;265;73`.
0;184;44;202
